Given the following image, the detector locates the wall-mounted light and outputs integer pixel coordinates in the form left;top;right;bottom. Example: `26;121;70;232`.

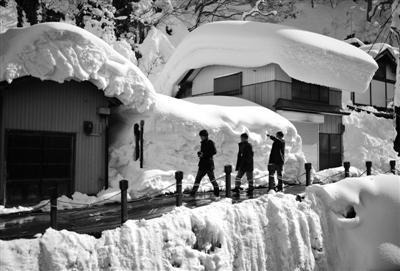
83;121;94;135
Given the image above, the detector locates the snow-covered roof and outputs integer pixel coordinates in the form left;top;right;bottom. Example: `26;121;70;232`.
359;43;399;61
0;22;155;112
155;21;378;96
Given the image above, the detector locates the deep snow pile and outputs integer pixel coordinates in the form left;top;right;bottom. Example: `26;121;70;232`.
343;111;399;173
0;22;155;112
155;20;378;97
1;175;399;270
109;95;306;198
0;192;326;271
314;166;362;184
307;175;400;270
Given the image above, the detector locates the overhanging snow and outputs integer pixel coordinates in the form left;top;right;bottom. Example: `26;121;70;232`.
0;22;155;112
155;21;378;96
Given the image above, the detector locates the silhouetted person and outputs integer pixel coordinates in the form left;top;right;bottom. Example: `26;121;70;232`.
191;130;220;197
267;131;285;191
233;133;254;194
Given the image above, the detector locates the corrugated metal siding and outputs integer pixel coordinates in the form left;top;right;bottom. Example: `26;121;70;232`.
1;77;108;194
319;115;342;134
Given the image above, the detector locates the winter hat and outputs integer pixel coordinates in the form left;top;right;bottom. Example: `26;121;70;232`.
199;130;209;137
240;133;249;139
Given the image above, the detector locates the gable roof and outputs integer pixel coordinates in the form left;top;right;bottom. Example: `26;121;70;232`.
155;21;378;96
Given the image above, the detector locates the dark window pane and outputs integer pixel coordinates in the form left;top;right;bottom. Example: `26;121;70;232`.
310;85;319;100
43;136;71;149
330;135;341;154
8;165;42;179
319;134;329;153
7;149;42;163
42;165;71;178
214;72;242;96
43;149;71;163
320;87;329;103
8;134;41;148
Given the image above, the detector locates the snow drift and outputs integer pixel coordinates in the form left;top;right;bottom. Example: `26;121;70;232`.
343;111;399;173
308;175;400;271
109;95;306;198
1;175;399;270
0;22;156;112
155;20;378;97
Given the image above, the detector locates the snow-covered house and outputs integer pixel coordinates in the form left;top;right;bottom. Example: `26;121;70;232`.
156;21;377;171
0;23;155;205
351;43;397;110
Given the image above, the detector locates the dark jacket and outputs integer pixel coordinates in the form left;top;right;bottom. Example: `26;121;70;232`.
268;135;285;165
198;139;217;170
235;141;254;172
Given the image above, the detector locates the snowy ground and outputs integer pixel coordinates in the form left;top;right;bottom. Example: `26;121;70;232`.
1;175;399;271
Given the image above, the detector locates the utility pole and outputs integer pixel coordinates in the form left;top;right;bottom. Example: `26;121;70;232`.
391;0;400;155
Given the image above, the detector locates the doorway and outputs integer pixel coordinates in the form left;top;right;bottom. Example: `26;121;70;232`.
5;130;75;205
319;133;342;170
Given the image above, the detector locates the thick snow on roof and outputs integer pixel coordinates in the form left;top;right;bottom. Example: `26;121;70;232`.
155;21;378;96
359;43;399;60
0;22;155;112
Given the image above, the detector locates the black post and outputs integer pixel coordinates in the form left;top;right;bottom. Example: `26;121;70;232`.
390;160;396;174
305;163;312;186
224;165;232;198
175;171;183;207
134;123;140;161
344;161;351;178
366;161;372;176
119;180;128;225
140;120;144;168
50;185;58;229
268;164;275;191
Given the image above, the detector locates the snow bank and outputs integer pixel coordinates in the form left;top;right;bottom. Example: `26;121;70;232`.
343;111;399;173
0;22;155;112
2;175;399;270
155;20;378;96
0;205;33;215
308;175;400;270
0;193;326;270
360;43;399;59
109;94;306;198
314;166;362;184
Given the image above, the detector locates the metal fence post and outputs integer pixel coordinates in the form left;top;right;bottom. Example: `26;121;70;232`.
120;180;128;225
366;161;372;176
224;165;232;198
344;161;351;178
175;171;183;207
140;120;144;168
50;185;58;229
134;123;140;161
390;160;396;174
305;163;312;186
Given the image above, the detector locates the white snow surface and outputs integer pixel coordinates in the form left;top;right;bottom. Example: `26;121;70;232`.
1;175;399;271
314;166;362;184
343;111;399;173
0;22;156;112
155;20;378;97
307;175;400;271
109;94;306;198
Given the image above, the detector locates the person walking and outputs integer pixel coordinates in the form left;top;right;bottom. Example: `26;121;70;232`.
267;131;285;191
190;130;220;197
233;133;254;194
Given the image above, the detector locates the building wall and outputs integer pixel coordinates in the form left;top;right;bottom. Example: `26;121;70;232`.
319;115;342;134
242;81;291;110
0;77;109;198
192;63;291;96
292;121;319;170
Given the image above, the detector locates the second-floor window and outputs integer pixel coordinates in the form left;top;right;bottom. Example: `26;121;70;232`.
214;72;242;96
292;79;329;103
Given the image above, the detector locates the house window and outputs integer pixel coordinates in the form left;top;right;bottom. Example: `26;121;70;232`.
214;72;242;96
292;79;329;103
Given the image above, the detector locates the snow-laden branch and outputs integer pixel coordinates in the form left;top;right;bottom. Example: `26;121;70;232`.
242;0;277;21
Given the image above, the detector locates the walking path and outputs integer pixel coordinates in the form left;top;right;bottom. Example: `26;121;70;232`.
0;185;306;240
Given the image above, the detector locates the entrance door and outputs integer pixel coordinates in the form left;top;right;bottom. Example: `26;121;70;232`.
319;133;342;170
5;130;75;205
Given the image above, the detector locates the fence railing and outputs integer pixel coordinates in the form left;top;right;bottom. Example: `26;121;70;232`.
33;159;400;229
